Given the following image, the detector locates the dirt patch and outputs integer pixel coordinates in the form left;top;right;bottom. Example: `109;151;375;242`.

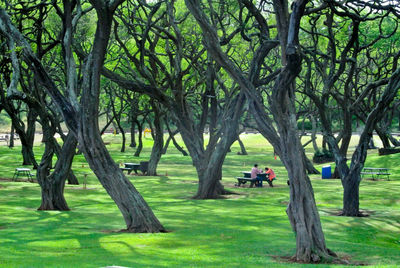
66;187;97;190
180;180;198;184
0;177;35;183
101;228;171;233
273;254;368;266
320;208;374;217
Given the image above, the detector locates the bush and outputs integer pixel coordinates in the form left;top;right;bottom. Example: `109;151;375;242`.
297;119;313;131
313;149;334;163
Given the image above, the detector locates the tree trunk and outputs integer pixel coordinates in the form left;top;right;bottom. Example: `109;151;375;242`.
193;152;231;199
171;133;188;156
310;114;319;152
341;171;361;216
303;149;320;174
388;133;400;147
8;123;14;148
165;123;188;156
147;103;163;176
162;135;172;154
130;117;137;148
237;135;248;155
376;127;391;148
120;126;126;152
134;120;143;157
21;109;37;166
67;171;79;185
76;6;165;232
36;117;70;210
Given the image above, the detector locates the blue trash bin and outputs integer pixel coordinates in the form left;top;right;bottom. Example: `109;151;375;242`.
321;165;331;179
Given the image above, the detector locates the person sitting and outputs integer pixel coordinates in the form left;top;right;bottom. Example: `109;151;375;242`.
265;167;276;187
250;164;262;187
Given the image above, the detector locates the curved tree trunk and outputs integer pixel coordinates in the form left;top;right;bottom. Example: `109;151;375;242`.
193;154;231;199
303;150;320;174
376;127;391;148
67;171;79;185
162;135;172;154
79;125;165;231
237;135;248;155
165;123;188;156
76;5;165;232
171;133;188;156
38;134;77;210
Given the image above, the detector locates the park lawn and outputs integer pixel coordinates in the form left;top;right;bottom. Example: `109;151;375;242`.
0;134;399;267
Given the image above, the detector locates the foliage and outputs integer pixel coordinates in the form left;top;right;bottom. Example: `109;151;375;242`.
297;118;312;131
313;149;334;164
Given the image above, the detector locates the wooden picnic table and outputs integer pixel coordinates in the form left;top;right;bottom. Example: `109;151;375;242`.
361;167;391;180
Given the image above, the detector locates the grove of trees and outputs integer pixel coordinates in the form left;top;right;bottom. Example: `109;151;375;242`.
1;0;399;263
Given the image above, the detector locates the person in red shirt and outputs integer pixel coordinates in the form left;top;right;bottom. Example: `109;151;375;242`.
265;167;276;187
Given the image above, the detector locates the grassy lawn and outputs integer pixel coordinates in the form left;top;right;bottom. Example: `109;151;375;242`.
0;134;399;267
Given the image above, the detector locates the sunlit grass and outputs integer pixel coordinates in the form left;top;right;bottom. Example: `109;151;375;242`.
0;133;399;267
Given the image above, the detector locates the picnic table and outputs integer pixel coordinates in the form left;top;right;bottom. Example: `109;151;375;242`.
120;161;149;175
13;168;34;182
120;163;140;174
361;167;391;180
236;171;269;187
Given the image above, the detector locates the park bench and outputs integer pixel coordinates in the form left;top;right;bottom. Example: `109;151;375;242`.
361;167;391;180
236;177;257;187
13;168;34;182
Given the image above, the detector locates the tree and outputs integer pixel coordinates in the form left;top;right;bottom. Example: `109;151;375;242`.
0;0;165;232
301;1;400;216
103;0;248;198
185;0;339;262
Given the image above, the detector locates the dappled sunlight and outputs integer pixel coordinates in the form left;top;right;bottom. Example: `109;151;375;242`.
0;134;400;266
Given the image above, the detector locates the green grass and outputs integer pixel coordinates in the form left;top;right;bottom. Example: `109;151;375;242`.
0;134;399;267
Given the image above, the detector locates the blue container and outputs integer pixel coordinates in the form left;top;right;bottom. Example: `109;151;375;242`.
321;165;331;179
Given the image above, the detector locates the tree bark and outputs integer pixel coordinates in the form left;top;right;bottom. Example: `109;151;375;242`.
134;120;144;157
237;135;248;155
147;102;163;176
75;3;165;232
38;134;77;210
8;123;14;148
341;171;361;216
21;109;37;166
